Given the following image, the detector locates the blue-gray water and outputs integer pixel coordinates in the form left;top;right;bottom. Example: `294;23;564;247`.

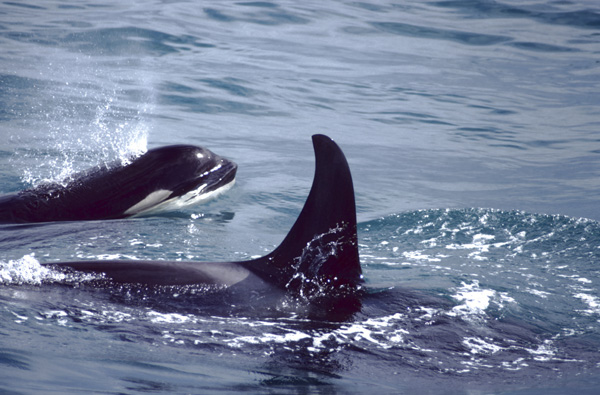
1;1;600;394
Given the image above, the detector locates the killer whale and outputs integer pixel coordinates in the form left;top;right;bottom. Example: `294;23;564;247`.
45;135;362;303
0;145;237;223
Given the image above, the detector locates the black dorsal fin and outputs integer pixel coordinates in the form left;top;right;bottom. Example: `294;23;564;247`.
242;134;361;295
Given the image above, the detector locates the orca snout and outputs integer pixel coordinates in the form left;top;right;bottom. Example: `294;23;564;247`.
214;155;237;185
177;145;237;194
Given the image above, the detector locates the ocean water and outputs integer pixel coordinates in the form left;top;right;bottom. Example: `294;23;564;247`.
1;0;600;393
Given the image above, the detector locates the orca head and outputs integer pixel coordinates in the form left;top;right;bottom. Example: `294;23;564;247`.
123;145;238;216
0;144;237;223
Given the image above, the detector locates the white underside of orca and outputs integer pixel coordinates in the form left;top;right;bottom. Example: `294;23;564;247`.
125;178;236;217
124;189;173;216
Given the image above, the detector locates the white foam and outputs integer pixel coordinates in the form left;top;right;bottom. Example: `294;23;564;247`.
40;310;70;327
333;313;409;349
526;340;557;362
462;336;503;355
155;312;411;353
402;250;441;262
574;293;600;315
148;312;193;324
527;288;551;298
0;254;63;285
448;280;514;320
0;255;103;285
451;283;494;316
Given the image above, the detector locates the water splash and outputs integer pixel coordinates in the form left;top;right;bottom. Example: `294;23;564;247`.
448;280;515;321
0;254;57;285
18;101;150;187
9;56;152;187
0;255;101;285
89;96;149;165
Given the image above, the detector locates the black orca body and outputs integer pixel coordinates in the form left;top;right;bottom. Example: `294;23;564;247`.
0;145;237;223
46;135;362;306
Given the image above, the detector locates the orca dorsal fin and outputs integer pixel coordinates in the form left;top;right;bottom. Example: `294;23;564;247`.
242;134;362;296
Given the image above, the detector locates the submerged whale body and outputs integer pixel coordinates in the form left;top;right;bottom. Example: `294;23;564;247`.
0;145;237;223
46;135;362;309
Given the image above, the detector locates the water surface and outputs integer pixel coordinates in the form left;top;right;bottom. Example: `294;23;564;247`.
1;1;600;394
